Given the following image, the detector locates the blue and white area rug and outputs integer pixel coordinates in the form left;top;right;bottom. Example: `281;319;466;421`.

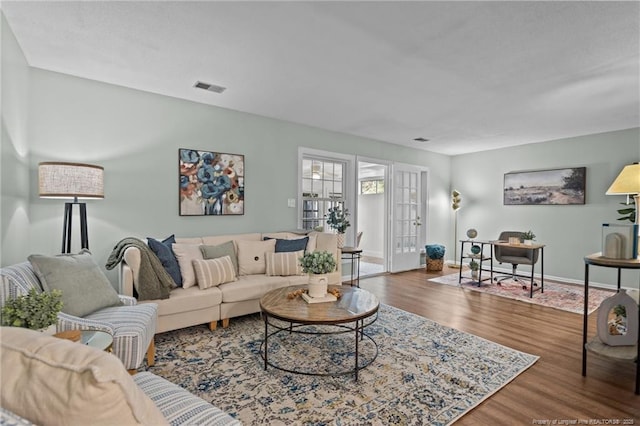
148;304;538;425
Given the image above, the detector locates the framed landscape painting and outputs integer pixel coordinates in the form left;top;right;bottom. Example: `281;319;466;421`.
503;167;586;205
179;148;245;215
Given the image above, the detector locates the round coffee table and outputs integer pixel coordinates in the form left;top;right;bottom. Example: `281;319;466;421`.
259;284;379;381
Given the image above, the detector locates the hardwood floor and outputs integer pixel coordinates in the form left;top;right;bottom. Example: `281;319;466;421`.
358;268;639;425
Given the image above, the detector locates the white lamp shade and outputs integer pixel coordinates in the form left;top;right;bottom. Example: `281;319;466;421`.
38;162;104;199
606;163;640;195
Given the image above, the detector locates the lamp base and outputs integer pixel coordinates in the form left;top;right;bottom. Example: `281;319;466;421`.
62;201;89;254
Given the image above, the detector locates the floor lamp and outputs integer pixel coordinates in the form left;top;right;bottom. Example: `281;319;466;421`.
38;162;104;254
450;190;462;268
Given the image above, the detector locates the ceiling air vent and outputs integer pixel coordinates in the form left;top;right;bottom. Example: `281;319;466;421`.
194;81;227;94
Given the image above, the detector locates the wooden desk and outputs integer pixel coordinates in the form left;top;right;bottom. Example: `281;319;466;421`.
458;240;545;297
582;253;640;395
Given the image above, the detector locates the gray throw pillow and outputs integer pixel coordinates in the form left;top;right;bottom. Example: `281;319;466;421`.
28;250;123;317
200;241;239;273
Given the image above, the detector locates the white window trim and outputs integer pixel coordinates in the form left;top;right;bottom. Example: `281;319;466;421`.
298;147;356;245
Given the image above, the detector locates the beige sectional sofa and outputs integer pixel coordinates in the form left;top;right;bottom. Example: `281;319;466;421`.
119;231;341;333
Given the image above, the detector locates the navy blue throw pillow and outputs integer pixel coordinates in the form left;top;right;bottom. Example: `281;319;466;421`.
263;237;309;253
148;235;182;287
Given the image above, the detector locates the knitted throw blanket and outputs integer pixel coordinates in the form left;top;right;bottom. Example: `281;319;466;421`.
106;237;173;301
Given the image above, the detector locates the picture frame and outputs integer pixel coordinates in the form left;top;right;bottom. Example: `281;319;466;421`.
503;167;586;205
178;148;245;216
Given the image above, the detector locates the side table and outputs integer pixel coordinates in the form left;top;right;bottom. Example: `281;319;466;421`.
55;329;113;352
582;253;640;394
341;246;363;287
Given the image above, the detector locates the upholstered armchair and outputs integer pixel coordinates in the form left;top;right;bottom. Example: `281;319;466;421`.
0;259;157;371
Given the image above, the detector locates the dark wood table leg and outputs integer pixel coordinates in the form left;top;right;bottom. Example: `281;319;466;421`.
582;264;589;377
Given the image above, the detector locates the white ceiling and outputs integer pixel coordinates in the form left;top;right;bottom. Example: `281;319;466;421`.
2;1;639;155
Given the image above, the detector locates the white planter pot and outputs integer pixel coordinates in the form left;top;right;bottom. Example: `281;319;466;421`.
471;270;479;280
524;240;533;246
336;233;345;249
308;274;329;298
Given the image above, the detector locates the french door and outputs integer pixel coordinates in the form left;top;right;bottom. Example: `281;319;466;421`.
390;163;426;272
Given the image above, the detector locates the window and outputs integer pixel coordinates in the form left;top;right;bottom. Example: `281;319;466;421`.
360;179;384;195
301;157;347;231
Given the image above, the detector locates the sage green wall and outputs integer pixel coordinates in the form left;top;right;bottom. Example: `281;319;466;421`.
1;13;31;266
22;68;451;284
451;128;640;287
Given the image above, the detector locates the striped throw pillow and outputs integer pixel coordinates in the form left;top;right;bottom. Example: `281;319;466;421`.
266;250;304;276
192;256;237;289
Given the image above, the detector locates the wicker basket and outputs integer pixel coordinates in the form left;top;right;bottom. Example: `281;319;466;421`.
426;257;444;271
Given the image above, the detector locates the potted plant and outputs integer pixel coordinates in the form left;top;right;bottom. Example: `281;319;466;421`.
325;205;350;248
1;288;63;334
299;251;337;298
469;259;480;280
521;230;536;245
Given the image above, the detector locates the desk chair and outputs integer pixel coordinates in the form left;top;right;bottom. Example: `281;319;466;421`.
493;231;539;286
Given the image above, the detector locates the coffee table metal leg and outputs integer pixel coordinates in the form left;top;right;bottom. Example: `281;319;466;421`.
264;314;268;371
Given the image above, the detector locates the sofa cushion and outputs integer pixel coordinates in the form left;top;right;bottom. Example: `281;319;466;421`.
0;327;167;426
236;239;276;275
201;233;262;247
200;240;239;273
263;237;309;253
266;251;304;276
152;285;222;316
147;235;183;287
218;274;290;303
171;243;204;289
192;257;237;289
28;251;123;317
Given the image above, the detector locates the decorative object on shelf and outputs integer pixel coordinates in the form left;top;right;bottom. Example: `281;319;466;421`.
450;190;462;268
596;289;639;346
299;251;337;298
179;148;245;216
425;244;445;271
1;288;63;334
325;204;350;248
38;162;104;253
602;223;639;259
521;230;536;245
466;228;478;239
469;259;479;280
508;237;520;245
504;167;586;205
470;244;481;255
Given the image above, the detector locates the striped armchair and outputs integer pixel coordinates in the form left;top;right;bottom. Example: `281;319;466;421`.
0;262;157;371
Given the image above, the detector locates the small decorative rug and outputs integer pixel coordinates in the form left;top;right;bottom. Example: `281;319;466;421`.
428;273;614;314
148;304;538;425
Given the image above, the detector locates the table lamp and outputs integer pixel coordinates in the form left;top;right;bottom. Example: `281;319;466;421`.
38;162;104;253
606;163;640;224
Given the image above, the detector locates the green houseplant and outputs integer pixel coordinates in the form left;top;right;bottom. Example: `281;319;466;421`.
300;251;337;298
299;251;337;275
521;230;536;245
325;205;350;248
1;288;63;331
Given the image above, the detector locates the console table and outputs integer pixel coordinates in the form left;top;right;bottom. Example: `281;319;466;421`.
582;253;640;395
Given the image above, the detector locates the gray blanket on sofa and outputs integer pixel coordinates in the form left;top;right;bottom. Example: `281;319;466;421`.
105;237;173;301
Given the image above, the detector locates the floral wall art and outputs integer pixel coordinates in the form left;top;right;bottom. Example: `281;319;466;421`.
179;148;244;215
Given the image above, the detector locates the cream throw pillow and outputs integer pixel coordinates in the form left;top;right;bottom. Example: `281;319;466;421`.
0;327;167;426
236;239;276;275
171;243;203;288
192;256;237;289
266;251;304;276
